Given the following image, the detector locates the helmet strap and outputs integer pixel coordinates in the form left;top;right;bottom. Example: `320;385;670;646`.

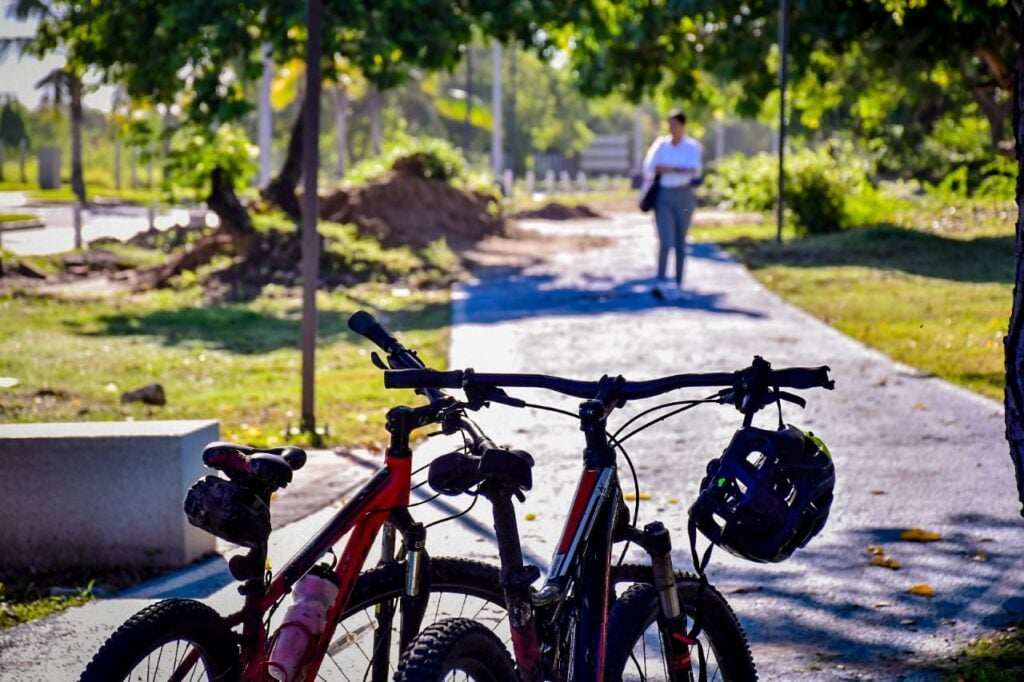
774;385;785;430
686;516;715;671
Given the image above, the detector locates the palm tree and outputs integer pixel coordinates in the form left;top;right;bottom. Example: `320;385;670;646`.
1;0;88;204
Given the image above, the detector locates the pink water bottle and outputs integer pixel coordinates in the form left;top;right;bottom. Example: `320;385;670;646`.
266;565;340;682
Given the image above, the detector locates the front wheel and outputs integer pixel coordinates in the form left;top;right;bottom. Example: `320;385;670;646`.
605;576;757;681
394;618;518;682
79;598;239;682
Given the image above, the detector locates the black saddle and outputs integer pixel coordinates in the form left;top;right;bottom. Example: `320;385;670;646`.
202;441;307;491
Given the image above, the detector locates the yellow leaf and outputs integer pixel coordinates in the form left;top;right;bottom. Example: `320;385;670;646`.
668;498;680;504
973;550;988;562
624;492;651;501
900;528;941;542
908;584;935;597
524;513;537;521
866;545;886;557
871;556;901;570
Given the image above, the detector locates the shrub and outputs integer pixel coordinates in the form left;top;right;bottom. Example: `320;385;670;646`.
346;135;468;186
705;143;879;235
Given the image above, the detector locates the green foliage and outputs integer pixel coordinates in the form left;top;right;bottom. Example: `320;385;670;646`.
345;135;468;185
975;158;1016;200
705;144;883;234
0;103;30;149
163;124;258;202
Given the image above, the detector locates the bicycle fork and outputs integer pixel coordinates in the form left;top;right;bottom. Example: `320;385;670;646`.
626;521;697;682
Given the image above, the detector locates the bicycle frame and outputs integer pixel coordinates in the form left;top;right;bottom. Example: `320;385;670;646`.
178;402;441;682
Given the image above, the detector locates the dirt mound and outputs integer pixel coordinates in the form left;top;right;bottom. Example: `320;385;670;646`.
320;174;503;248
512;203;605;221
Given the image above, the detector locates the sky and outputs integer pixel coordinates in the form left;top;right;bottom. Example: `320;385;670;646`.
0;16;115;112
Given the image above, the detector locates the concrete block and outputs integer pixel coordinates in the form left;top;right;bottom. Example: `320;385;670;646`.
0;420;218;569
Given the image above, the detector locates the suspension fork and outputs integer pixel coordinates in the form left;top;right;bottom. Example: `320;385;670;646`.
483;484;544;682
626;521;696;682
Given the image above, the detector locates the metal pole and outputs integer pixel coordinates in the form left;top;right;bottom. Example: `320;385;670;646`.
491;40;503;179
300;0;322;436
259;44;273;187
508;43;517;177
777;0;789;243
464;44;473;156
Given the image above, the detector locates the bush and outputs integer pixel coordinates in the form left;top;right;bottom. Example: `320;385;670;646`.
705;143;883;235
346;136;468;186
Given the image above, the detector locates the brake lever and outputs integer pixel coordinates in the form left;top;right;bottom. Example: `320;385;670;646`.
777;391;806;409
371;351;388;370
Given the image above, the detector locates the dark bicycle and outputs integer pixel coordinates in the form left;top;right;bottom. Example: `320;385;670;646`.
386;350;836;681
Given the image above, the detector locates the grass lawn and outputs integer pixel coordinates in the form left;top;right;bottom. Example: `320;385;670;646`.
690;200;1014;401
0;285;449;448
0;213;37;224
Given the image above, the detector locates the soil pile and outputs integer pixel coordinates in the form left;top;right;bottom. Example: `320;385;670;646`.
512;203;605;221
320;173;503;248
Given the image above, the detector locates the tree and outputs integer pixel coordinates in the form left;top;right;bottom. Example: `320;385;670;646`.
1004;2;1024;514
2;0;88;203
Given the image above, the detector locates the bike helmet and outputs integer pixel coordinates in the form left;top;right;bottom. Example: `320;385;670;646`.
688;425;834;563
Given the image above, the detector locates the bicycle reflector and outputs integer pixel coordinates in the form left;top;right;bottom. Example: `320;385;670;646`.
688;425;835;563
184;476;272;548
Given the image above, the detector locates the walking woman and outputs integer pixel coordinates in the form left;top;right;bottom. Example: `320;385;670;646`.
642;109;702;301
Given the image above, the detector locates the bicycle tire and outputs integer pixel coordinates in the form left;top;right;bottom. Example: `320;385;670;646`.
394;617;518;682
79;598;240;682
605;575;757;682
315;557;507;680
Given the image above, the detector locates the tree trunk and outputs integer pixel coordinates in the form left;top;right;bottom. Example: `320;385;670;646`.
1004;9;1024;516
262;102;305;221
208;167;257;256
334;84;349;180
971;85;1011;151
69;74;86;205
369;86;382;155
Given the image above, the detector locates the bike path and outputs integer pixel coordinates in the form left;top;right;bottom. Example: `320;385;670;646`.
0;211;1019;680
439;212;1020;680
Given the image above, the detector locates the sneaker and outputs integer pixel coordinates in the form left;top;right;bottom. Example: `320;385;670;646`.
663;282;681;301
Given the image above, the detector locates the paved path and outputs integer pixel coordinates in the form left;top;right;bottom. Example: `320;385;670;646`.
0;210;1019;680
0;191;207;255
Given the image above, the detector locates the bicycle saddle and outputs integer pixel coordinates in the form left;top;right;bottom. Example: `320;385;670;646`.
202;442;307;490
429;447;534;496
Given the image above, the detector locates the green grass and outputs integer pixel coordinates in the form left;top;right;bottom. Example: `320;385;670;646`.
0;582;93;631
691;200;1013;401
0;213;37;224
0;285;450;448
945;625;1024;680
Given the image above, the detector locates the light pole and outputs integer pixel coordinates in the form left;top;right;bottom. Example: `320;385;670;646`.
300;0;322;438
777;0;790;244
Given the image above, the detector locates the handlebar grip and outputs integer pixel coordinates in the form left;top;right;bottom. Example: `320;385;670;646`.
347;311;399;352
384;369;464;389
770;366;834;390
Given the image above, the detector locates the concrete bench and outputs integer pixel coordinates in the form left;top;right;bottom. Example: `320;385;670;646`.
0;420;218;569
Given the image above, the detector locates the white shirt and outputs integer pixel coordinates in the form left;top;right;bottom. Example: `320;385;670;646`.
643;135;703;187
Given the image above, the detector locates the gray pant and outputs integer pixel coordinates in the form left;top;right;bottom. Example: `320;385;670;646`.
654;186;695;285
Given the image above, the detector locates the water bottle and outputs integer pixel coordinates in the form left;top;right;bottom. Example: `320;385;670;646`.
266;565;340;681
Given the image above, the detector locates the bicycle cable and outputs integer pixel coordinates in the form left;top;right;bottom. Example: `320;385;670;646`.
614;397;719;444
423;491;480;531
608;431;641;567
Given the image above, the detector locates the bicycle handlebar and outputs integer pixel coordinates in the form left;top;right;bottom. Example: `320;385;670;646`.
347;311;447;402
384;364;833;402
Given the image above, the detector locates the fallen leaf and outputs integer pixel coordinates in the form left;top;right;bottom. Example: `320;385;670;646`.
870;489;887;495
973;550;988;562
978;537;995;543
871;556;901;570
908;584;935;597
913;402;926;410
524;513;537;521
866;545;886;556
873;602;894;609
624;492;651;501
901;618;917;626
900;528;942;542
668;498;680;504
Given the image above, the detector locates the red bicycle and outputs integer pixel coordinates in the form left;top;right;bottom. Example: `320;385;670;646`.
80;312;512;682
